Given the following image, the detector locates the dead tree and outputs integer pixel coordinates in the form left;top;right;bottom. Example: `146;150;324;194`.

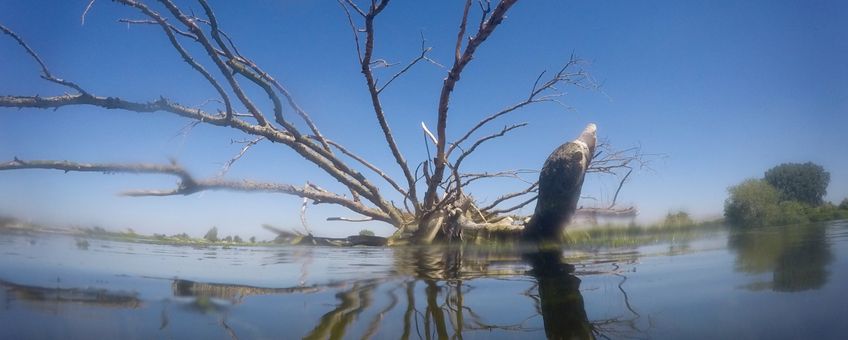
0;0;643;244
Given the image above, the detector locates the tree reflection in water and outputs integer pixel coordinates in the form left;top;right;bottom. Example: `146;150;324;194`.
1;245;647;339
728;223;833;292
0;278;142;311
524;250;594;339
297;245;645;339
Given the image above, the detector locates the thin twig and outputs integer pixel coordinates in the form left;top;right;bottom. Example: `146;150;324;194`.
218;137;264;177
81;0;97;26
0;24;88;94
377;34;434;94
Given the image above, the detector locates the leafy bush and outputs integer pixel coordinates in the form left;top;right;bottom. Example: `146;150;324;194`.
805;203;848;222
764;162;830;206
358;229;375;236
774;201;809;225
724;179;782;227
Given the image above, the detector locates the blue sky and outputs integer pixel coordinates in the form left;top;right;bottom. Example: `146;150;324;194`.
1;0;846;239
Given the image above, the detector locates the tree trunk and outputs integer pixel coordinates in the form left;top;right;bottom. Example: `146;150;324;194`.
523;123;596;241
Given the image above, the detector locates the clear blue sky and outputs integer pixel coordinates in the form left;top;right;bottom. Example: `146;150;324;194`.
1;0;846;239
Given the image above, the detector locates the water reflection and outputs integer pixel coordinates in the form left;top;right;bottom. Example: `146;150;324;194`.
1;245;647;339
303;279;382;339
282;245;607;339
0;278;141;310
171;278;321;303
525;250;594;339
4;222;848;338
728;223;834;292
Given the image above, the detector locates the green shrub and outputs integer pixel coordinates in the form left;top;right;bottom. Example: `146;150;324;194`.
358;229;375;236
804;203;848;222
775;201;809;225
724;179;782;227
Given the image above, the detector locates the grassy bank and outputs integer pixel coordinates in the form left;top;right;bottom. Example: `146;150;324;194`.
563;213;727;248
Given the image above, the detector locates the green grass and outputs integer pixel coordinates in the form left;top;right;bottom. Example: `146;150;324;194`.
562;219;726;248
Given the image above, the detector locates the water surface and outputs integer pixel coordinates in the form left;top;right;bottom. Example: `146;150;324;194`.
2;221;847;339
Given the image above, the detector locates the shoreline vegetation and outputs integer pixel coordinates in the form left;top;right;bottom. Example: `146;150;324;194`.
2;212;847;249
0;216;266;248
564;213;727;248
724;162;848;228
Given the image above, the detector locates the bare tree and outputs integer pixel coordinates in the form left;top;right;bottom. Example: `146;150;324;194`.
0;0;643;244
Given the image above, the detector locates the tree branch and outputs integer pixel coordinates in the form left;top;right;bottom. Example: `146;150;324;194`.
0;24;87;94
2;18;404;225
0;92;399;219
377;35;435;94
454;0;473;64
448;55;592;157
81;0;97;26
112;1;235;120
480;181;538;212
452;123;527;172
0;158;392;223
486;194;537;216
342;0;421;213
218;137;264;177
317;137;410;202
128;0;268;125
459;169;536;188
424;0;519;208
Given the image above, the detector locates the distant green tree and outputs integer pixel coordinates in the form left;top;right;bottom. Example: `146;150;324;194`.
204;226;218;242
249;236;256;243
840;199;848;210
764;162;830;206
661;211;694;228
724;179;782;227
223;235;233;242
233;235;243;243
358;229;375;236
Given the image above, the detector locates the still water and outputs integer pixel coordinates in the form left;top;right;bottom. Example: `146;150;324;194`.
1;221;847;339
